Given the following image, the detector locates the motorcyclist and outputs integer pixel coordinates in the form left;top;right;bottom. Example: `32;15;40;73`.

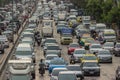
70;54;75;64
39;59;45;76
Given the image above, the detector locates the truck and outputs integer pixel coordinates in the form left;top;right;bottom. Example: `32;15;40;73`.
7;59;35;80
42;20;53;37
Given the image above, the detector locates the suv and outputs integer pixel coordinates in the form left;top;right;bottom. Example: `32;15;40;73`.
0;41;4;54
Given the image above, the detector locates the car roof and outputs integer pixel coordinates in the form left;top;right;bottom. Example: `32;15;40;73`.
53;68;68;71
59;71;75;74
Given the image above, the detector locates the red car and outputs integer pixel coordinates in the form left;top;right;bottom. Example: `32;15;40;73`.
67;43;80;55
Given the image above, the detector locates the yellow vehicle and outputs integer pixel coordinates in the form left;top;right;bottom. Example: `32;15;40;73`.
60;34;73;45
84;38;95;46
77;16;82;23
81;34;91;42
81;54;99;63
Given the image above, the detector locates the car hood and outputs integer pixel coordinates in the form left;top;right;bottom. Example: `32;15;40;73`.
74;54;84;57
83;67;100;69
49;65;66;69
70;71;83;75
45;60;51;64
97;55;112;57
90;48;103;51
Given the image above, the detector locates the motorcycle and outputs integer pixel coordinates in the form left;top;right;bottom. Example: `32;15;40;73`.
39;67;45;76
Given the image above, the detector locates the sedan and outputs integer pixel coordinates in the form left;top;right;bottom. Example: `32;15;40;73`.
113;43;120;56
48;58;68;74
81;62;100;76
50;68;68;80
45;54;59;69
67;43;80;55
67;64;84;80
96;50;112;63
103;42;114;52
89;43;103;53
72;48;86;63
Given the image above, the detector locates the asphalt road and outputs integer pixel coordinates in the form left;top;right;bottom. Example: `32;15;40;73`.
35;20;120;80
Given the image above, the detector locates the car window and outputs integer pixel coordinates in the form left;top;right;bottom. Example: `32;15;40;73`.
74;50;86;54
58;74;76;80
69;44;79;47
83;62;98;67
47;46;60;50
46;56;58;60
98;51;111;55
50;60;65;65
91;45;101;48
104;43;114;47
84;56;97;60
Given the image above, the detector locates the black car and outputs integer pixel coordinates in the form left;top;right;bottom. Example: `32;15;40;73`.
116;66;120;80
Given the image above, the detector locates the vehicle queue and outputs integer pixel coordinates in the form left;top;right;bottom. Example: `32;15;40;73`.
1;0;120;80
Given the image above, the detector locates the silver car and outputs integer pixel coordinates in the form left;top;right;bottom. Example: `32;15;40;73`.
67;64;84;79
103;42;114;52
72;48;86;63
96;50;112;63
50;68;68;80
80;62;100;76
90;43;103;53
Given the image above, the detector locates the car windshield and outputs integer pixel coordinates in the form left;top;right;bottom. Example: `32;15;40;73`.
84;56;97;60
104;43;114;47
116;44;120;48
96;26;105;30
16;51;32;55
50;60;65;65
10;74;30;80
74;50;86;54
85;39;94;43
52;69;67;76
58;74;76;80
62;34;72;37
45;39;56;43
83;62;98;67
91;45;101;48
47;46;60;50
98;51;111;55
69;44;79;47
104;33;115;36
46;56;58;60
67;66;81;71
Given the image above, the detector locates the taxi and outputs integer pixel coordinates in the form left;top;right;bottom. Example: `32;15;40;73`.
81;54;99;63
84;38;95;46
60;34;73;45
77;16;82;23
81;34;91;42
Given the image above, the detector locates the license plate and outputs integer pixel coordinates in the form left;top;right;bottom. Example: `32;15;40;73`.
90;71;94;74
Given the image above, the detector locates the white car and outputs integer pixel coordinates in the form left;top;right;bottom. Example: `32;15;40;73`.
90;43;103;53
103;42;114;52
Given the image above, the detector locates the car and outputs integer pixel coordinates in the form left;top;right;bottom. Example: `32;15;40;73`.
80;62;100;76
44;44;61;56
19;37;35;47
58;71;77;80
76;29;89;39
113;43;120;56
41;38;57;47
45;54;59;69
116;66;120;80
60;34;73;45
48;58;68;74
81;54;99;63
96;50;112;63
89;43;103;53
66;64;84;80
103;42;114;52
72;48;86;63
50;68;68;80
0;41;4;54
67;43;80;55
0;35;9;48
57;24;68;33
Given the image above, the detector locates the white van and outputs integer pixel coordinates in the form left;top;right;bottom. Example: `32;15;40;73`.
42;20;53;37
96;23;106;32
102;29;116;42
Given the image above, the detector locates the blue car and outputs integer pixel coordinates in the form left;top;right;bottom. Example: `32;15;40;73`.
57;24;68;33
48;58;68;74
61;28;73;35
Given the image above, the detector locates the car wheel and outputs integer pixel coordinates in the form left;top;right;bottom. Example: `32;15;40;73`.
97;73;100;76
115;54;117;57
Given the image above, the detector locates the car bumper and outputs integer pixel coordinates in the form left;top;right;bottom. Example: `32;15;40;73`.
84;71;100;76
99;58;112;63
